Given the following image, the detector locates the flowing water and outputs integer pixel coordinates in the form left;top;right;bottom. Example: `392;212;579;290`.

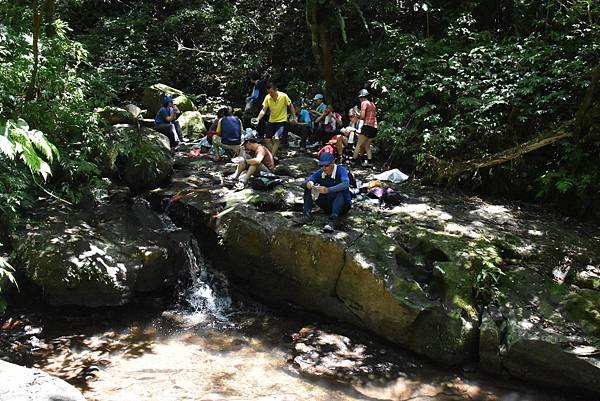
31;238;585;401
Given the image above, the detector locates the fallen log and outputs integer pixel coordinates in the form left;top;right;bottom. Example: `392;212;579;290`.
422;124;573;183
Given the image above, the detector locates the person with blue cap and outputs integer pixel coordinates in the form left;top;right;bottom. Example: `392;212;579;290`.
295;152;352;232
154;95;184;148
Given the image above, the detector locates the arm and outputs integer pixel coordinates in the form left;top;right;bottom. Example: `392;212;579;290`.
360;101;367;120
326;168;350;193
247;85;259;102
304;169;322;188
246;145;265;166
215;119;222;136
256;105;268;122
256;96;269;122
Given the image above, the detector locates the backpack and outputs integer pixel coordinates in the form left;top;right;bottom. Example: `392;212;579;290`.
250;176;283;191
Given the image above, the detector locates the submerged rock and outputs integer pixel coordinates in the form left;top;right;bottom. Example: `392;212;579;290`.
0;359;87;401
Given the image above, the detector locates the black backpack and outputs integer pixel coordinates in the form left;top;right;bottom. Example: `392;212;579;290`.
250;176;283;191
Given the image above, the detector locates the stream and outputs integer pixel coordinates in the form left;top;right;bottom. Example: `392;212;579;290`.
24;235;586;401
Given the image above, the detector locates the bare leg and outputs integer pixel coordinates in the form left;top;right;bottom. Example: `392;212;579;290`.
271;138;280;157
336;135;344;157
264;138;273;153
241;163;259;183
233;160;246;178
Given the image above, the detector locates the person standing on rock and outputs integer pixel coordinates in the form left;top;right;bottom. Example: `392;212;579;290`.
154;95;185;148
351;89;377;166
255;82;295;159
229;131;275;185
294;152;352;233
245;71;268;137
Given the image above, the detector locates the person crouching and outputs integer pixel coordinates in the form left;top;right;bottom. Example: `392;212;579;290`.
295;152;352;233
229;132;275;185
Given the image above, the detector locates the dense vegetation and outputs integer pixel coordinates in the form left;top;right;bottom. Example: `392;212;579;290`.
1;0;599;309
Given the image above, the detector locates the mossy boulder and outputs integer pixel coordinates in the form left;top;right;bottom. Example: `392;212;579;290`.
491;268;600;394
173;95;196;113
110;125;174;192
178;111;206;141
143;83;195;116
13;191;190;307
95;106;138;125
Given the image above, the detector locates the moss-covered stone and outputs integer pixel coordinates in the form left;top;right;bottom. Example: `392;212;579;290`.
14;193;188;307
95;106;138;125
119;128;174;192
561;288;600;337
173;95;196;113
143;83;186;115
178;111;206;141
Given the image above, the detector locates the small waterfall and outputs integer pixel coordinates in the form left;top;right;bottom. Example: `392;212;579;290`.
177;239;233;324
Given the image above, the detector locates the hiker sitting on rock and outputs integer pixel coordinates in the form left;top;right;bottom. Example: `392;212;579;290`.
154;95;185;148
213;106;243;162
295;152;352;233
229;132;275;184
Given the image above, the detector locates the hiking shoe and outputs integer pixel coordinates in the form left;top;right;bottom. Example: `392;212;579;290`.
323;219;336;233
293;213;314;225
227;173;239;181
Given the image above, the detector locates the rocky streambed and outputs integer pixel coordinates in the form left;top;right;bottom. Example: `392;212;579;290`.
144;145;600;396
6;135;599;398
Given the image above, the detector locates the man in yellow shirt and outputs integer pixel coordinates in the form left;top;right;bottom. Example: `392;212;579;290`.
255;82;295;158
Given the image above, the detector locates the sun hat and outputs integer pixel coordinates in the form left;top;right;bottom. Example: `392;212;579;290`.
318;152;335;166
357;89;369;98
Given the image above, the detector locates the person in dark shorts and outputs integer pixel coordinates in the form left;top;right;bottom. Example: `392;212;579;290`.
352;89;378;166
255;82;295;158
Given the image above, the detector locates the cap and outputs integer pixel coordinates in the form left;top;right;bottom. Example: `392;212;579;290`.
357;89;369;98
318;152;335;166
163;95;174;104
241;131;256;145
313;94;324;100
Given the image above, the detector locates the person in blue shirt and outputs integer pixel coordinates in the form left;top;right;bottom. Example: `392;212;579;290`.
295;152;352;232
213;106;243;161
290;100;314;151
154;95;184;148
244;71;267;137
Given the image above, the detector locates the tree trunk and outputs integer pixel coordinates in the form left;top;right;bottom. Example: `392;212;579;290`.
305;0;339;101
574;64;600;141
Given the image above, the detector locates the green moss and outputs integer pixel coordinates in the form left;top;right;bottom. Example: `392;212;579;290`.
561;289;600;337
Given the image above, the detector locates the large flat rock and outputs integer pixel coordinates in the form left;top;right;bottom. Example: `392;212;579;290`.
146;149;600;395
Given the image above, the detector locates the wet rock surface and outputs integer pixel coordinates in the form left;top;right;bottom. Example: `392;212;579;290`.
13;187;191;307
146;144;600;395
